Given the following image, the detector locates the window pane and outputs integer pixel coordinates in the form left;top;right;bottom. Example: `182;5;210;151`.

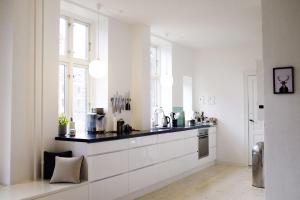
150;47;158;75
73;22;88;60
59;18;67;56
73;66;87;132
58;64;66;114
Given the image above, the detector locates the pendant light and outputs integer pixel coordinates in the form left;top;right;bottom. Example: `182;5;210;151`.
89;3;107;79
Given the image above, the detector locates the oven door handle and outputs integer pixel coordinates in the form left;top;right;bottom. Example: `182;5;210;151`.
198;135;208;139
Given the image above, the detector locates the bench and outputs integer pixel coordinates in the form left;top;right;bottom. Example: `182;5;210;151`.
0;181;88;200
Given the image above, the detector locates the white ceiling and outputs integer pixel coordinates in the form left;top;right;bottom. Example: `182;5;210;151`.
70;0;262;50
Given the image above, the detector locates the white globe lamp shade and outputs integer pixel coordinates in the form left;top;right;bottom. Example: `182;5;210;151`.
89;59;106;79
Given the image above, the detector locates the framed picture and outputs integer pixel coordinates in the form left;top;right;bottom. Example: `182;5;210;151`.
273;66;294;94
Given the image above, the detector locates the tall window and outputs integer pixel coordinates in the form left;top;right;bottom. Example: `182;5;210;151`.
150;38;173;121
150;46;161;115
59;16;90;132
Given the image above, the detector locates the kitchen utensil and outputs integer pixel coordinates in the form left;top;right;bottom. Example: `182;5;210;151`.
162;116;171;127
117;119;125;135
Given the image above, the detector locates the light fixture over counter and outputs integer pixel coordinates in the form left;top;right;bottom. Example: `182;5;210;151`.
89;3;107;79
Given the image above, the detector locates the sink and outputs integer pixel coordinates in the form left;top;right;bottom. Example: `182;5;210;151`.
152;127;171;132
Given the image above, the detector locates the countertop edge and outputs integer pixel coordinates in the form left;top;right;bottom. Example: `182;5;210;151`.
55;125;216;143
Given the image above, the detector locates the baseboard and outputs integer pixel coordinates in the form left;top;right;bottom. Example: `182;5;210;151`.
120;161;216;200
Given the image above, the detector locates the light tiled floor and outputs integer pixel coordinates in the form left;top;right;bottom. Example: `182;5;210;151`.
137;164;265;200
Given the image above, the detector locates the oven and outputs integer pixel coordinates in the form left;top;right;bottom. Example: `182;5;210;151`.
198;129;209;159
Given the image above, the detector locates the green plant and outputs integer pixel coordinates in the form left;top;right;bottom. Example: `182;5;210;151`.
58;113;69;126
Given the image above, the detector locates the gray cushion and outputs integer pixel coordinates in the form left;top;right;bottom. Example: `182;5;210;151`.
50;156;83;184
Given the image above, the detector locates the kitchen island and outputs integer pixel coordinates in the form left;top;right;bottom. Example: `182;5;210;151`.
55;125;217;200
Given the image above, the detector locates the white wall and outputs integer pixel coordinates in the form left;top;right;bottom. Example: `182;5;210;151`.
0;0;59;184
0;0;13;186
194;45;262;165
131;25;151;130
262;0;300;199
106;18;133;130
172;44;196;108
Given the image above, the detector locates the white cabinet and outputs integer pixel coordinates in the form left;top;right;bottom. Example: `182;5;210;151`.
157;132;184;143
55;128;217;200
87;139;128;156
182;129;198;139
209;147;217;162
209;132;216;148
88;150;128;181
183;137;198;154
157;161;174;182
129;145;158;170
158;139;184;162
89;174;128;200
129;135;157;148
129;165;158;193
35;185;89;200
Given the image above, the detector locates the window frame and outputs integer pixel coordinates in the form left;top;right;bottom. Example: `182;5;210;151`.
150;46;162;110
59;15;92;124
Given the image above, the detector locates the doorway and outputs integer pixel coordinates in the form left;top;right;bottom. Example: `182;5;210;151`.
247;75;264;165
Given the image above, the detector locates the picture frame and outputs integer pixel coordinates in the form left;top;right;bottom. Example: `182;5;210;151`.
273;66;294;94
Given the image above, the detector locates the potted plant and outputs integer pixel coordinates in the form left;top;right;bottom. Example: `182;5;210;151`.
58;113;69;136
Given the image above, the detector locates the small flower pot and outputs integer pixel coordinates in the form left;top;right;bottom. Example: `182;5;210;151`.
58;124;67;136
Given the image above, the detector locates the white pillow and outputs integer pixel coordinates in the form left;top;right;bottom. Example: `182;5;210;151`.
50;156;83;184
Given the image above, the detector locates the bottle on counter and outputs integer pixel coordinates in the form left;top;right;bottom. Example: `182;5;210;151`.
69;117;76;136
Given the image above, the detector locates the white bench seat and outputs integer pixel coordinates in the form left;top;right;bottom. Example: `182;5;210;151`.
0;181;88;200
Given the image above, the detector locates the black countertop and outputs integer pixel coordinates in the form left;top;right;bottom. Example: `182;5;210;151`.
55;124;214;143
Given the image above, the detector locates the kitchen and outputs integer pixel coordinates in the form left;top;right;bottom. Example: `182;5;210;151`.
0;0;268;199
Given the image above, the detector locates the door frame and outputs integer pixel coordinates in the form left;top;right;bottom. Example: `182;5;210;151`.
244;71;256;166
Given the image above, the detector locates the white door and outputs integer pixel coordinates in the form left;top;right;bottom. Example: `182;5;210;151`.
248;75;264;165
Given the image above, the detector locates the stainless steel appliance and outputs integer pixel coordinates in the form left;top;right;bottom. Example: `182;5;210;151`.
87;108;105;134
198;129;209;159
252;142;264;188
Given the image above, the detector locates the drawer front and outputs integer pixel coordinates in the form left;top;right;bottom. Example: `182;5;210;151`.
89;174;128;200
35;185;89;200
209;127;217;134
87;139;129;156
129;165;158;193
183;137;198;154
158;139;184;162
157;160;174;182
129;145;158;170
129;135;157;148
209;147;217;161
209;133;216;148
157;131;185;143
88;150;128;181
182;129;198;139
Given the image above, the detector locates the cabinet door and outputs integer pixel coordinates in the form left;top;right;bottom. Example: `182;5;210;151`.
158;140;184;162
182;129;198;139
183;137;198;154
129;145;158;170
157;132;184;143
129;165;158;193
88;150;128;181
209;127;217;134
89;174;128;200
129;135;157;148
157;160;174;182
36;185;88;200
87;139;129;156
209;133;216;148
209;147;217;161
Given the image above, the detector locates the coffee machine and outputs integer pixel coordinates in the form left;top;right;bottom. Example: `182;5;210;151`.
87;108;105;134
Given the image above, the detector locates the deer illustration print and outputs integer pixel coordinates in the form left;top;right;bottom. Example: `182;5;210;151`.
278;75;289;93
